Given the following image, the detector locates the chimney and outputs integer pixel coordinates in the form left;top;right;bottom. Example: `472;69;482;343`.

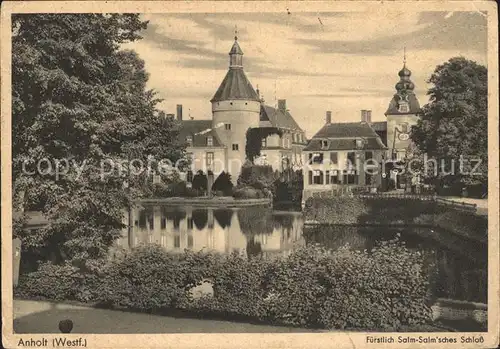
326;111;332;124
278;99;287;112
361;109;367;122
176;104;183;121
361;110;372;123
366;110;372;123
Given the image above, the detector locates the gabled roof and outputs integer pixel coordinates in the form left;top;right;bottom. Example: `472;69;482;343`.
304;121;386;151
370;121;387;132
385;93;420;115
312;122;381;139
178;120;223;147
260;105;303;132
210;68;259;103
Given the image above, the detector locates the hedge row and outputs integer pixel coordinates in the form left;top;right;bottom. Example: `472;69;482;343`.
15;239;433;330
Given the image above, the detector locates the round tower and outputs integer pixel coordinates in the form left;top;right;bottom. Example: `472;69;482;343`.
210;35;261;181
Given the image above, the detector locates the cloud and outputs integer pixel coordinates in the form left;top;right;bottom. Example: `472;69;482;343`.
141;22;227;61
295;11;487;56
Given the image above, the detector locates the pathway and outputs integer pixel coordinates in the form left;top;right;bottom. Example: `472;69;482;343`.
13;300;318;334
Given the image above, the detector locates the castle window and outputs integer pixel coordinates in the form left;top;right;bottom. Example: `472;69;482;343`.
355;139;364;149
186;135;193;146
330;170;340;184
313;170;324;185
225;123;231;130
399;103;409;113
321;139;329;149
330;152;338;165
206;152;214;167
206;136;213;146
232;144;239;151
347;152;356;168
343;170;358;185
261;137;267;148
309;153;323;164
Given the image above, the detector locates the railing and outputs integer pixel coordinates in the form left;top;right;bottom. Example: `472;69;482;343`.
436;197;477;213
358;192;437;201
303;191;478;214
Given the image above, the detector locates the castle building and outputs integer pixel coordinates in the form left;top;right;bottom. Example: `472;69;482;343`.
301;53;421;201
177;35;306;185
301;111;387;203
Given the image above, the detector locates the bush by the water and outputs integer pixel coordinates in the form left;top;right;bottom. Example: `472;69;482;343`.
212;171;233;196
15;239;432;330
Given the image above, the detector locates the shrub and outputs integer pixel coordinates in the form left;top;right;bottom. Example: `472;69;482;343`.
208;253;272;318
152;182;170;198
212;172;233;196
97;245;214;311
237;164;275;191
16;239;433;330
15;262;97;301
233;186;261;199
192;171;208;193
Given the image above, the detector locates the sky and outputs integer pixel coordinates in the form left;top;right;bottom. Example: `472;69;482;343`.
123;11;487;137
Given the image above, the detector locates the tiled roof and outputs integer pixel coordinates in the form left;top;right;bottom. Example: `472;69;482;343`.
385;93;420;115
370;121;387;132
304;121;386;151
211;68;259;103
260;105;303;131
312;122;381;139
179;120;223;147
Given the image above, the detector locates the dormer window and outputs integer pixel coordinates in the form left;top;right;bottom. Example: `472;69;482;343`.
207;136;213;146
186;135;193;146
321;139;329;149
355;139;364;149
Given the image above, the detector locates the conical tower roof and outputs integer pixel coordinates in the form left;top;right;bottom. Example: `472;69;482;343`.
210;36;259;103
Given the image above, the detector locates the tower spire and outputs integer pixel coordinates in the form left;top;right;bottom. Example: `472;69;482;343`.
403;46;407;66
228;28;243;68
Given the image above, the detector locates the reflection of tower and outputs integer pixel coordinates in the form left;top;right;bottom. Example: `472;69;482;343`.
211;34;261;182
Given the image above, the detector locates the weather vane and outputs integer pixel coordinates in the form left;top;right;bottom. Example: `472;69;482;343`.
234;25;238;40
403;46;407;65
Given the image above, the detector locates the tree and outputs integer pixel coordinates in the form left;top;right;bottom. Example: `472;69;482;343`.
245;127;283;163
12;14;186;267
212;171;233;196
192;171;208;193
411;57;487;188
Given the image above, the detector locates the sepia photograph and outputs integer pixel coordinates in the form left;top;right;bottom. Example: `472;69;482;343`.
1;1;498;348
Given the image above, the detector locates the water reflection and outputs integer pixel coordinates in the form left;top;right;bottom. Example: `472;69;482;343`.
304;225;487;303
119;205;304;258
118;205;487;303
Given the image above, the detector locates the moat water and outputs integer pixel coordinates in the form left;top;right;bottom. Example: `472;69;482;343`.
119;205;487;303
